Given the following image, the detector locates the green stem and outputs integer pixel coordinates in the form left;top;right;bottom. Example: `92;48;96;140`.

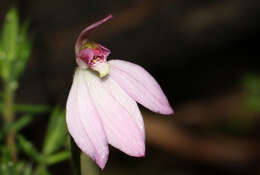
80;152;99;175
3;85;17;162
70;137;99;175
70;137;81;175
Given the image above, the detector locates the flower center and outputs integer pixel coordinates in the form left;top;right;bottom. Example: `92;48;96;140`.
77;41;111;78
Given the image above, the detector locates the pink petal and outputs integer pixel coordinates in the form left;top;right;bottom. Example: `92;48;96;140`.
109;60;173;115
75;15;112;55
102;77;145;134
66;68;109;169
84;70;145;157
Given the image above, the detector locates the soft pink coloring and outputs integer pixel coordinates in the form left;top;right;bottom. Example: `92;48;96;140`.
66;14;173;169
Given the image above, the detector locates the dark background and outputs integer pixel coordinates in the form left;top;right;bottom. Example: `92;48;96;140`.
1;0;260;174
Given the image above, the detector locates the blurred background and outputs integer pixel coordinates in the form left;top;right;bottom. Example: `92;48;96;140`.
1;0;260;174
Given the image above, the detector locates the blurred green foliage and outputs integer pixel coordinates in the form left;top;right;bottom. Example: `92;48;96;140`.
0;161;33;175
0;106;70;175
0;115;33;141
0;8;31;89
0;8;70;175
0;103;51;114
243;73;260;113
43;108;68;156
0;107;70;175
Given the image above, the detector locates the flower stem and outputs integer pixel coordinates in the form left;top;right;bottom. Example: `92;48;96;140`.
3;85;17;162
80;152;99;175
70;137;81;175
70;137;99;175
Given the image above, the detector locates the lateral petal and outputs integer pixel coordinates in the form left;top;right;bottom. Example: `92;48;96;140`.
66;68;109;169
109;60;173;115
84;70;145;157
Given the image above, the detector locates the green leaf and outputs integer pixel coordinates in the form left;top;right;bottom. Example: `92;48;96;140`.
14;20;32;79
1;8;18;61
0;102;51;114
17;135;41;162
14;104;51;114
0;7;32;83
12;115;33;132
45;151;71;165
0;8;19;82
0;146;11;163
0;115;33;140
42;107;67;155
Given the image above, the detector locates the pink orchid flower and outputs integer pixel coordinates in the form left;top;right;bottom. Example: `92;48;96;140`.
66;15;173;169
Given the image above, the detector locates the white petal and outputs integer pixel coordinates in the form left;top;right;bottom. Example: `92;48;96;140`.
66;68;109;169
109;60;173;115
102;77;145;134
84;70;145;157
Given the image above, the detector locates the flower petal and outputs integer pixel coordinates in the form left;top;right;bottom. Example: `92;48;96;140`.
84;70;145;157
75;15;112;55
102;77;145;134
66;68;109;169
109;60;173;115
